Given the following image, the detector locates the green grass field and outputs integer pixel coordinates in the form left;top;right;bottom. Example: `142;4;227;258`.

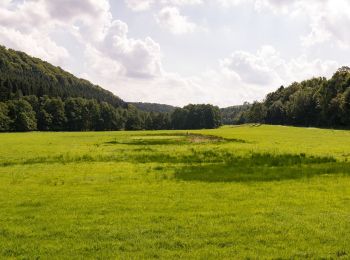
1;125;350;259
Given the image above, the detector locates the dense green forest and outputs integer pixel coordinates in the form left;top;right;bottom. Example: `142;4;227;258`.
238;67;350;128
130;102;177;113
0;96;221;132
171;104;221;130
0;46;125;107
0;46;222;132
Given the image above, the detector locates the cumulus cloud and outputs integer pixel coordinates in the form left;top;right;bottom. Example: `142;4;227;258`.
0;0;68;65
98;20;163;78
244;0;350;47
214;0;350;47
221;46;281;85
0;26;69;65
221;45;338;92
156;7;198;34
0;0;162;77
299;0;350;47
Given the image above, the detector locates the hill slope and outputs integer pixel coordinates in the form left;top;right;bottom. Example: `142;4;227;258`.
0;46;125;107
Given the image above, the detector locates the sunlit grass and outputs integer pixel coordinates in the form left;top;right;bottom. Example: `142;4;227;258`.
0;125;350;258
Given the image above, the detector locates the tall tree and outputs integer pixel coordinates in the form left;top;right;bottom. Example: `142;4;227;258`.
7;99;37;131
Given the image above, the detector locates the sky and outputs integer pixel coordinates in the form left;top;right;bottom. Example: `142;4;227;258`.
0;0;349;107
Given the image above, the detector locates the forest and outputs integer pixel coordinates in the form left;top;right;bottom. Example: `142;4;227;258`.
0;96;221;132
0;46;221;132
240;67;350;128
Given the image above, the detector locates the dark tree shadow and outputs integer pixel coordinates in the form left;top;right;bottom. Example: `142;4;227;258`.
174;154;350;183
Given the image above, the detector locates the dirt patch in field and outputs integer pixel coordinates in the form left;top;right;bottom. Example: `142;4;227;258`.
187;134;226;143
103;133;247;146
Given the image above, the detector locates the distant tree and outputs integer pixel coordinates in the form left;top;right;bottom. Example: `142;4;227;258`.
37;108;52;131
7;99;37;131
203;104;221;128
220;102;251;125
247;102;267;123
0;79;10;101
340;88;350;125
0;102;10;131
83;99;100;131
145;112;154;130
152;112;171;130
285;89;318;126
125;105;143;130
171;104;221;130
171;108;189;130
100;102;123;130
266;100;285;125
23;95;39;113
40;97;66;131
65;98;84;131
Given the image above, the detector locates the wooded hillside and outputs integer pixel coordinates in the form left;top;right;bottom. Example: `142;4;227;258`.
0;46;125;107
233;67;350;128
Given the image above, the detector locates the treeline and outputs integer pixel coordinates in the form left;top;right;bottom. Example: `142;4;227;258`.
236;67;350;128
0;46;125;107
130;102;177;113
172;104;221;129
0;96;221;132
221;102;251;125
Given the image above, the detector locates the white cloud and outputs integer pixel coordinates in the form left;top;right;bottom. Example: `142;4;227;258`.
161;0;203;5
221;46;281;85
0;0;68;65
301;0;350;47
98;20;163;78
221;45;338;91
216;0;248;7
214;0;350;48
156;7;198;34
125;0;202;11
125;0;154;12
0;26;69;65
248;0;350;47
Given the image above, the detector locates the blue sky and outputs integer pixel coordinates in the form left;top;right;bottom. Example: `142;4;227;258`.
0;0;349;106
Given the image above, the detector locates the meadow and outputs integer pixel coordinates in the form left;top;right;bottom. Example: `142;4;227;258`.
1;125;350;259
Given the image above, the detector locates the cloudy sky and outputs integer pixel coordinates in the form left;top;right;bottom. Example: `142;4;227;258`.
0;0;349;107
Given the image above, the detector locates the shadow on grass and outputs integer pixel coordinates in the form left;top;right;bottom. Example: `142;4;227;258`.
105;138;184;146
174;153;350;183
2;148;349;183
